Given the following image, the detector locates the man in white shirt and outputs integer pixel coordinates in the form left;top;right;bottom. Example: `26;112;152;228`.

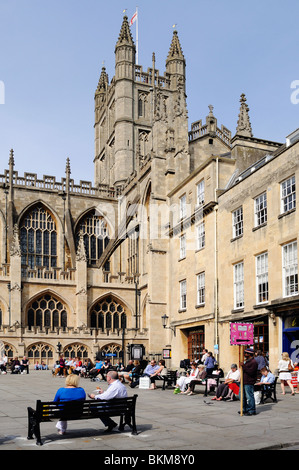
89;370;128;431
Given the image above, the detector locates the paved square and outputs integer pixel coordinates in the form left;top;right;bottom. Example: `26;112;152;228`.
1;370;299;451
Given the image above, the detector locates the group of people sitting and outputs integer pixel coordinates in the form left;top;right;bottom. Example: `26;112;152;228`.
0;355;30;374
88;358;167;390
174;348;278;407
53;356;90;377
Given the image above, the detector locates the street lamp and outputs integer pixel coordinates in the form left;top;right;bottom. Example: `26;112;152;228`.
161;314;176;336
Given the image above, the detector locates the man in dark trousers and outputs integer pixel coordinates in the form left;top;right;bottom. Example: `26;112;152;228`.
239;348;258;416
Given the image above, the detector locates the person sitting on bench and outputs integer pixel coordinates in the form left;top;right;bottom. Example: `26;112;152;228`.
88;371;127;432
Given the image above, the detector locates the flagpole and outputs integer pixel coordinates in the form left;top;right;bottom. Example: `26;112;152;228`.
136;6;139;65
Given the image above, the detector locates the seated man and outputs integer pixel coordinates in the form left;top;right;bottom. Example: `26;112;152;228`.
143;360;160;377
88;371;128;432
89;360;104;379
20;356;29;374
255;367;275;391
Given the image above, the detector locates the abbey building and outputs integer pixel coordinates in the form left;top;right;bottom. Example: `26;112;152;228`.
0;15;298;371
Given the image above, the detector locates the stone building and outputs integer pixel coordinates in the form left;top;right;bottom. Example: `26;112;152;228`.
0;15;298;372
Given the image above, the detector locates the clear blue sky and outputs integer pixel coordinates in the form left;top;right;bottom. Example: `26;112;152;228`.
0;0;298;184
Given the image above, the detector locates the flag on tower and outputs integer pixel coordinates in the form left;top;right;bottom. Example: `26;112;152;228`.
130;10;137;26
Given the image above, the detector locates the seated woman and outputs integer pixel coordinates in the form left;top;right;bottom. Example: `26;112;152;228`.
53;374;86;435
211;363;240;400
149;360;168;390
182;365;207;395
175;362;199;393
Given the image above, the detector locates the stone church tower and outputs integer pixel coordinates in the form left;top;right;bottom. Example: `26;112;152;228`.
94;15;189;195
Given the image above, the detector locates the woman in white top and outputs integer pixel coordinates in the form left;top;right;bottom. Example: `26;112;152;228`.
175;362;199;392
278;352;295;395
211;364;240;400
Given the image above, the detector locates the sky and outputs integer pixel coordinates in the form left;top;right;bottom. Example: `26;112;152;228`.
0;0;298;184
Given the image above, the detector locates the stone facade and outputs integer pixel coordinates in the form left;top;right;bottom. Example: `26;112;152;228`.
0;15;298;373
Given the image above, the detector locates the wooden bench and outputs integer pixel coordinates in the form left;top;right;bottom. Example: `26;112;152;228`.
260;376;278;404
27;395;138;445
190;376;220;396
155;370;177;390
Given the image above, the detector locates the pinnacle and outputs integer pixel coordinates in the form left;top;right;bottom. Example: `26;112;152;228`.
236;93;253;138
166;29;185;63
115;15;135;49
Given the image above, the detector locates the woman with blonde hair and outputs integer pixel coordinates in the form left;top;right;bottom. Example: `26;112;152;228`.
53;373;86;434
278;352;295;395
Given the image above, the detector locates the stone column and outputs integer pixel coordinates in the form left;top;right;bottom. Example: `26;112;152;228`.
75;231;88;328
9;224;22;326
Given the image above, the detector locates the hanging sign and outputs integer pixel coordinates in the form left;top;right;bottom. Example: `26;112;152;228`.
230;322;254;346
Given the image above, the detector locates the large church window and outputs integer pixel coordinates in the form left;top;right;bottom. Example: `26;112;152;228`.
26;294;68;330
76;210;110;266
20;205;57;274
90;297;127;331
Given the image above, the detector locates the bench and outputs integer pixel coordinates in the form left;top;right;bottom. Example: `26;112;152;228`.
156;370;178;390
27;395;138;445
190;376;220;396
260;376;278;404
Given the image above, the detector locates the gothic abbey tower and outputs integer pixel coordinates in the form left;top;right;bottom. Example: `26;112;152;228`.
94;15;189;195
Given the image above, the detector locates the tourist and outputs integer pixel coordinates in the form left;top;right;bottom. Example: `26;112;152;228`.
239;348;258;416
278;352;295;395
211;364;240;400
53;374;86;435
88;370;127;432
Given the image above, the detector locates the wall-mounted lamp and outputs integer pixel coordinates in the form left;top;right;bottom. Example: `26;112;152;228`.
57;342;62;353
161;314;176;336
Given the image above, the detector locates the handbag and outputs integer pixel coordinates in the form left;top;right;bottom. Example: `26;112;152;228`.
288;361;294;372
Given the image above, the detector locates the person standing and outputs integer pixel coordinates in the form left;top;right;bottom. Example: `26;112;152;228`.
204;352;216;376
239;348;258;416
278;352;295;395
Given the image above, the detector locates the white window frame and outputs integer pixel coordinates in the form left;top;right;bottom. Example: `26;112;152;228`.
256;252;269;304
180;233;186;259
180;279;187;310
232;207;243;238
234;262;244;309
196;221;205;250
281;175;296;213
196;180;205;207
283;241;298;297
197;272;205;306
180;194;187;220
254;192;267;227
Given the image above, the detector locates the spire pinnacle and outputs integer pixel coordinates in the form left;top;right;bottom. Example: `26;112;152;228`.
236;93;253;138
115;15;135;49
96;66;109;94
166;29;185;64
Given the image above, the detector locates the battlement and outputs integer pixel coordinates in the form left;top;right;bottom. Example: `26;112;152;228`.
0;169;120;199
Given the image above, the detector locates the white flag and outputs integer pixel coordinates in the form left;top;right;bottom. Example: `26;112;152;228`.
130;11;137;26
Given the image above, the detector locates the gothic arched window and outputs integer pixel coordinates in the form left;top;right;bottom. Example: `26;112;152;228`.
27;294;68;330
76;210;110;266
90;296;127;331
20;205;57;273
